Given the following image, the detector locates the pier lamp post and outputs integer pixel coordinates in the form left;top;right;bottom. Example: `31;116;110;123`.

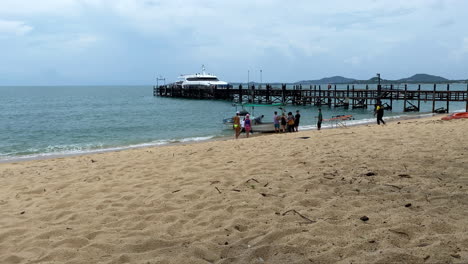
248;70;250;88
260;69;263;89
377;73;381;98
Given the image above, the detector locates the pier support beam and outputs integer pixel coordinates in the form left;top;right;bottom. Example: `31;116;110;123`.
333;85;337;107
281;84;286;104
238;85;243;103
417;84;421;111
318;85;322;106
446;84;450;113
266;84;270;103
226;85;231;100
390;84;393;110
313;85;317;106
404;84;407;111
365;85;369;108
250;84;255;103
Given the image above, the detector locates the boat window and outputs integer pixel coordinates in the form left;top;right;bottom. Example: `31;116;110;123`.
186;77;219;81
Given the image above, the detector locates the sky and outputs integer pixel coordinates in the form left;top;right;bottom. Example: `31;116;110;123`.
0;0;467;85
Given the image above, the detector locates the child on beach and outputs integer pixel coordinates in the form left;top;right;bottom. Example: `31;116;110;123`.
273;111;280;133
244;114;252;138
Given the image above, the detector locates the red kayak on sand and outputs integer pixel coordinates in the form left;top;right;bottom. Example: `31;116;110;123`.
441;112;468;120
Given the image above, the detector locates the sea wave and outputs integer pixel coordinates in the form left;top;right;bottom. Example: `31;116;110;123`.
0;136;215;163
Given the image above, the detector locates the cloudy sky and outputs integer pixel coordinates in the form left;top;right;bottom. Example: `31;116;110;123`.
0;0;467;85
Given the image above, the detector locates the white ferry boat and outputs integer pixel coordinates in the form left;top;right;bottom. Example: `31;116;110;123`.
176;65;229;89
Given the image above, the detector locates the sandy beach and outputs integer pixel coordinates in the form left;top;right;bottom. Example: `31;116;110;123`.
1;115;467;264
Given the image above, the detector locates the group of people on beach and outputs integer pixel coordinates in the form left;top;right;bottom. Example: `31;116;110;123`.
273;110;301;133
233;108;324;139
233;112;255;139
233;102;384;139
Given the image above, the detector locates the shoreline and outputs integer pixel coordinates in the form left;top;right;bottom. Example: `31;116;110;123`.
0;112;442;164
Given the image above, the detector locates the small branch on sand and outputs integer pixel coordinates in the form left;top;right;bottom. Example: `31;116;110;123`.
246;178;259;183
260;193;278;197
231;189;241;192
215;187;222;194
389;229;410;238
263;182;269;187
282;210;316;224
383;184;403;190
398;174;411;178
172;190;181;193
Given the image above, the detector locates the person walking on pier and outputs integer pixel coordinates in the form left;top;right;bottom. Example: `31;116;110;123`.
317;108;323;130
374;102;386;125
294;110;301;132
233;111;241;139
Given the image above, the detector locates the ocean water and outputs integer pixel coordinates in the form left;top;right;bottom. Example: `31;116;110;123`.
1;84;466;162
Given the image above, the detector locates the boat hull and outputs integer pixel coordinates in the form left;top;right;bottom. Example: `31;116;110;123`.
223;118;276;133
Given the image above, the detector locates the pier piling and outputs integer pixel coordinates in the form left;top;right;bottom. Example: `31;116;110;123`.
446;84;450;113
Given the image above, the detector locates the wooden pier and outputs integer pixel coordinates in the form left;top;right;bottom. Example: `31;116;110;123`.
153;83;468;113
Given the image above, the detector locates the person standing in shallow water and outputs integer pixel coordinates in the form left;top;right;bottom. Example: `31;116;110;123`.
233;111;241;139
374;102;386;125
317;108;323;130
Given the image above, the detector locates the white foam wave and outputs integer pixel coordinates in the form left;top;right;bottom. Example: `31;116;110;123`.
0;135;215;163
453;108;467;113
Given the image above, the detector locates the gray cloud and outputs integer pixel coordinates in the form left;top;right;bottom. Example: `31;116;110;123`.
1;0;467;84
